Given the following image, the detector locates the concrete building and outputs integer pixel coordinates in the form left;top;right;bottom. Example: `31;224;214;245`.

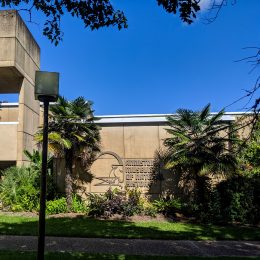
0;101;248;196
0;10;40;167
0;10;253;197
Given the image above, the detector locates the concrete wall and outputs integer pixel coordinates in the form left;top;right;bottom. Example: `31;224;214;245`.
86;122;167;196
0;123;18;161
0;10;40;165
0;105;18;122
0;103;255;197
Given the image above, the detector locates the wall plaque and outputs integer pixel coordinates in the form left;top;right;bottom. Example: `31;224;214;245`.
94;152;154;190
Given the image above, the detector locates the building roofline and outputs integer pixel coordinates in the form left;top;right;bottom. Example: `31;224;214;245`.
0;102;254;123
0;103;19;107
96;115;236;124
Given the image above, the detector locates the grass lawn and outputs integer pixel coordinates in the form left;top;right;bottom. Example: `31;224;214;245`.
0;214;259;240
0;251;259;260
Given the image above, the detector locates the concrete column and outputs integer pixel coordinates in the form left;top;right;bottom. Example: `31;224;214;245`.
0;10;40;166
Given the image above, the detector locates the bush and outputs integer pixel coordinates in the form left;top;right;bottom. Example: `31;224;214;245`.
87;188;151;218
216;175;260;224
71;194;88;213
143;203;157;217
196;175;260;224
0;166;39;211
153;197;182;216
122;188;143;216
46;197;68;215
0;165;60;213
88;188;125;218
45;194;88;215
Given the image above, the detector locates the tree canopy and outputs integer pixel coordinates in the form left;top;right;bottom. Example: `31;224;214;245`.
35;96;100;208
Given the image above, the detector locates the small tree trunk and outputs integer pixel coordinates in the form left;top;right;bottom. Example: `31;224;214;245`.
65;151;73;210
195;174;206;205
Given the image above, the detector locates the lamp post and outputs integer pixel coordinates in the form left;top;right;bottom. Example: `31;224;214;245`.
35;71;59;260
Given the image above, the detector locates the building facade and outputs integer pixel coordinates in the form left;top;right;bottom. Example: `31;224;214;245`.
0;10;40;167
0;10;253;197
0;103;249;196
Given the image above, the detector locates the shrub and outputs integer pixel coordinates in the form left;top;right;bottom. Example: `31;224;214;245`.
87;188;151;218
216;175;260;224
71;194;88;213
122;188;143;216
87;193;106;217
143;202;157;217
153;197;182;216
88;188;125;218
46;197;68;215
197;175;260;224
0;166;39;211
45;194;88;215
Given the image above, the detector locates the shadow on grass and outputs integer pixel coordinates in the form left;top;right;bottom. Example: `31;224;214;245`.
0;251;259;260
0;215;259;240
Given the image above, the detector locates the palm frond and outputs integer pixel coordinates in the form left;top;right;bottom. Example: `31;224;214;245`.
200;103;211;121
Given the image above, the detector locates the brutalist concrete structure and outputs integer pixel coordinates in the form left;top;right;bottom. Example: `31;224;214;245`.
0;10;40;166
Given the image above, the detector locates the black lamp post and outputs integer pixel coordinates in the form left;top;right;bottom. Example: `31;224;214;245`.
35;71;59;260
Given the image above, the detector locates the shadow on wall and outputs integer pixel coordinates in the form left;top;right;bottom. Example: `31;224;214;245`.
149;149;196;201
53;158;94;198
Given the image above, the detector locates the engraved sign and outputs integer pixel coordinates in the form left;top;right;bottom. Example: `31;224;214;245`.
125;159;154;188
94;151;124;188
94;152;154;190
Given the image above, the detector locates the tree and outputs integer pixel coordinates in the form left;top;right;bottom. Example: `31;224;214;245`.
24;149;53;174
36;96;100;209
163;103;239;203
239;121;260;175
0;0;202;45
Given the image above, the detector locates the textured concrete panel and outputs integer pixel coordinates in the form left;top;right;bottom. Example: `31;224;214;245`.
19;78;40;114
16;131;33;164
7;108;19;121
99;126;125;158
0;109;8;121
124;125;160;158
0;107;18;122
19;106;39;135
159;124;170;149
0;38;15;62
0;11;16;37
0;124;17;160
15;13;40;66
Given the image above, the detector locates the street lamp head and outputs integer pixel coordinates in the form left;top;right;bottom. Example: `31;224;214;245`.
35;71;59;102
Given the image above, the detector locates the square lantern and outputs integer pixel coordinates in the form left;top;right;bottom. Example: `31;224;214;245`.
35;71;59;101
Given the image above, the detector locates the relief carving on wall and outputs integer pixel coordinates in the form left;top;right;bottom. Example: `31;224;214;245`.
94;151;154;189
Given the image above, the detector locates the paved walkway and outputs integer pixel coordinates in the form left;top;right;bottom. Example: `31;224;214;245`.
0;236;259;256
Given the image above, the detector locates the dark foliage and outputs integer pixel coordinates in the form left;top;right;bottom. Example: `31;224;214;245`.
216;176;260;224
1;1;127;45
163;104;239;205
157;0;200;24
153;196;183;216
88;188;144;218
36;96;100;209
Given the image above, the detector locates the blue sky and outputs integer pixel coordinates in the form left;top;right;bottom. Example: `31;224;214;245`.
1;1;260;115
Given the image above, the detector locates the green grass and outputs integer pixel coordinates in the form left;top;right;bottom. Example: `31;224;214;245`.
0;251;259;260
0;214;259;240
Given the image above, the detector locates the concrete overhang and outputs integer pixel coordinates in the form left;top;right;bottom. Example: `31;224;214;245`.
0;10;40;92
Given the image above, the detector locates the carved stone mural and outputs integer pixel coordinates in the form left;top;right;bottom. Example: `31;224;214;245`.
90;151;156;194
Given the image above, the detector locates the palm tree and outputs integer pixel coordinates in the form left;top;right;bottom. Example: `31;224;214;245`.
36;96;100;209
24;149;53;174
163;104;239;203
